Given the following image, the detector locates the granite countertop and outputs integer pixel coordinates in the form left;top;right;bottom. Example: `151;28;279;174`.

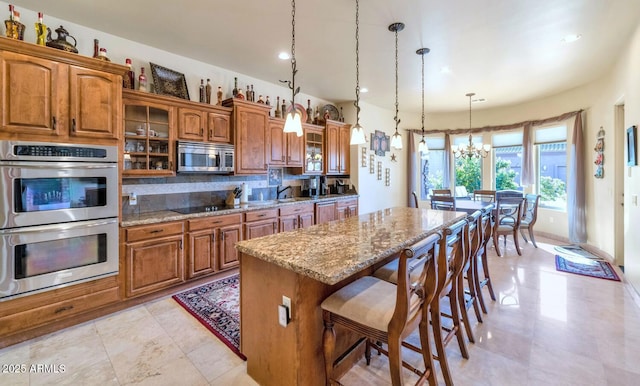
121;194;358;227
235;207;467;285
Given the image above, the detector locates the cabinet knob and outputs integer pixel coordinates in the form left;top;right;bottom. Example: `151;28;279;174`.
52;116;57;130
71;118;76;132
200;128;204;136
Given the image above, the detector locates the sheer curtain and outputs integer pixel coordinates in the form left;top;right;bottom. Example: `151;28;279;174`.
568;112;587;242
520;123;534;186
408;132;418;207
443;134;451;189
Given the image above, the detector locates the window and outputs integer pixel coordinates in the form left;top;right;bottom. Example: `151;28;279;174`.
419;136;446;199
453;135;484;197
535;125;567;210
494;146;522;191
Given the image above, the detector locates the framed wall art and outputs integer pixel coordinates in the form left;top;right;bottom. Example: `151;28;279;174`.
627;125;637;166
370;130;390;156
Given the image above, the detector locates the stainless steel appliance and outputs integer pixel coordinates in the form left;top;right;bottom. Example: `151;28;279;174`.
0;141;119;301
177;141;234;173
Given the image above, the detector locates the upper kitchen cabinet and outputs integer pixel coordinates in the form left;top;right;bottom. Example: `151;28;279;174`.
325;120;351;175
176;104;232;143
223;98;271;175
268;117;304;168
303;124;324;175
0;38;127;144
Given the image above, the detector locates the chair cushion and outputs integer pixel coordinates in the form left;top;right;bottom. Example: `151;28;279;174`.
321;276;421;332
497;224;516;232
373;256;426;284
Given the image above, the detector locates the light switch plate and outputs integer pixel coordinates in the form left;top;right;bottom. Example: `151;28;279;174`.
278;305;289;327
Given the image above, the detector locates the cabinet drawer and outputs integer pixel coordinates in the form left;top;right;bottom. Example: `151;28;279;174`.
188;213;242;231
337;198;358;208
279;203;314;217
245;209;278;222
0;287;119;335
125;221;184;242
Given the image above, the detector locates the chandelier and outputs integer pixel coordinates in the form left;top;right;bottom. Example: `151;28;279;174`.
416;47;430;159
349;0;366;145
389;22;404;150
280;0;303;137
452;92;491;158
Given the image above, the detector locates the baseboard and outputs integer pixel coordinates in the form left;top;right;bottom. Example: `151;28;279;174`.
534;230;614;262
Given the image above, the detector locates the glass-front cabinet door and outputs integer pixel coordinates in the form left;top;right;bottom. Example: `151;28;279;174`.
304;125;323;175
123;93;174;177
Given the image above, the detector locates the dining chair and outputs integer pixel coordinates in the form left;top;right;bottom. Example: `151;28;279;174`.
432;189;452;196
492;197;525;256
475;209;496;313
520;194;540;248
430;196;456;211
412;191;419;208
321;233;442;386
473;189;496;202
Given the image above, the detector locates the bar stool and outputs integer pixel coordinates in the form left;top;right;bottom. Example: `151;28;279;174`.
455;210;483;344
475;209;496;312
321;233;442;386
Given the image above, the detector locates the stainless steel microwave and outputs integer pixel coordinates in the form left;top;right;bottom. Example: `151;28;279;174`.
177;142;234;173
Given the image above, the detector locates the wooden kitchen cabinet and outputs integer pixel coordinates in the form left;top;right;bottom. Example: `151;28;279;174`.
304;124;324;174
123;221;185;298
336;198;358;220
244;208;279;239
268;118;304;167
177;105;232;143
223;98;271;174
279;203;315;232
315;200;337;224
0;42;125;143
325;120;351;175
187;214;242;278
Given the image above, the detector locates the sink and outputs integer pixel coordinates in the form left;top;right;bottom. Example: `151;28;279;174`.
246;200;277;206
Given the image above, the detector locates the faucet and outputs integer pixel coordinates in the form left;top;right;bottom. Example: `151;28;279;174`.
276;185;292;199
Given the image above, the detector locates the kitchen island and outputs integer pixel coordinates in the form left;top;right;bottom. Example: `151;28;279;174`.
235;207;467;386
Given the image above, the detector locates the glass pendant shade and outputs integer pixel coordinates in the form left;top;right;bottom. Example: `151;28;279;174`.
350;124;366;145
390;131;403;150
283;111;303;137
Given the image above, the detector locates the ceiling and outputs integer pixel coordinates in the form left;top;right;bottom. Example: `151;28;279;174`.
13;0;640;113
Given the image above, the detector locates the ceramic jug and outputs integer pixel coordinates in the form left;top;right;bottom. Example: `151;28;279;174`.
46;25;78;53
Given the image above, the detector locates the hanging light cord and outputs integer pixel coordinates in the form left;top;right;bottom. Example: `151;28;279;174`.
468;93;472;130
280;0;300;106
421;51;425;137
394;26;400;131
354;0;361;125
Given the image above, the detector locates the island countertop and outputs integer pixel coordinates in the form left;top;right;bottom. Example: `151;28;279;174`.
235;206;467;285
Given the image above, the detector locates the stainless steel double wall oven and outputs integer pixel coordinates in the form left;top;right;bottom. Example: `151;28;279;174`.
0;141;119;301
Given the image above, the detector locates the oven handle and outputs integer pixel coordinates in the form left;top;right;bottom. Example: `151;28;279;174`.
0;218;117;235
0;161;117;169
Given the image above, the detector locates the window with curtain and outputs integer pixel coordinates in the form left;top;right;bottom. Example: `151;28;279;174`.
453;135;484;196
420;137;446;199
493;131;523;191
535;125;567;210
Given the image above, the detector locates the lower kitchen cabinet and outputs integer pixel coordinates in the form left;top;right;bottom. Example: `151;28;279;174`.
244;209;279;239
123;221;185;298
315;200;337;224
336;198;358;220
187;214;242;277
279;203;315;231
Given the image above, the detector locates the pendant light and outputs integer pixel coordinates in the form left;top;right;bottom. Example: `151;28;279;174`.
417;48;430;159
452;93;491;158
389;22;404;150
281;0;303;137
350;0;366;145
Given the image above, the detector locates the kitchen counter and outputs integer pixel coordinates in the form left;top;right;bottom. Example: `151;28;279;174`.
236;206;465;285
120;194;358;227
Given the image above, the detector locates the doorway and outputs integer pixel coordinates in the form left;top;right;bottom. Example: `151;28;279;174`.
614;103;625;267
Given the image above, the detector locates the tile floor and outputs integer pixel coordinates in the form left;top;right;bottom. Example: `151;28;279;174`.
1;236;639;385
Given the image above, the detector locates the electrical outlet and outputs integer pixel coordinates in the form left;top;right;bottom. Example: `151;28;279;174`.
129;193;137;206
282;295;292;319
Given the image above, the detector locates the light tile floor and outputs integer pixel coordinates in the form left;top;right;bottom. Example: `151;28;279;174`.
1;236;639;385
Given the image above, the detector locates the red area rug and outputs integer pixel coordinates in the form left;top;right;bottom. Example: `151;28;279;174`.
173;274;245;360
555;255;621;282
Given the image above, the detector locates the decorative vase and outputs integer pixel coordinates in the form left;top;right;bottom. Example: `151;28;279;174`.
306;99;313;124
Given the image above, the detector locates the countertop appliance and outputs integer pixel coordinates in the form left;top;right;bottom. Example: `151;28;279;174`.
177;141;234;173
0;141;119;302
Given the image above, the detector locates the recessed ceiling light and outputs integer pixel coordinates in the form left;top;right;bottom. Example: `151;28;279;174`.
562;34;582;43
278;52;290;60
360;87;368;93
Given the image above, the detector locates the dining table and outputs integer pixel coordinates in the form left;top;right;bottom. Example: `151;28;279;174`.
453;199;495;214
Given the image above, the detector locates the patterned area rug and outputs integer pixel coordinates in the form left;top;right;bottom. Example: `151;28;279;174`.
555;255;621;282
554;244;602;260
172;274;245;359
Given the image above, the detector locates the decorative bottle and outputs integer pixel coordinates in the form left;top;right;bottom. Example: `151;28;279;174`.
246;85;251;102
281;99;286;118
205;79;212;104
257;95;265;104
339;107;344;122
97;47;110;62
250;85;255;102
123;58;135;89
275;97;281;118
306;99;313;124
199;79;205;103
236;87;245;100
266;96;271;116
5;5;25;40
217;86;223;105
138;67;147;92
93;39;100;58
232;77;238;97
35;12;46;46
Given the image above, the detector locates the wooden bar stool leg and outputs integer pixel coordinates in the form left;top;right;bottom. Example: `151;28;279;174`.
449;286;469;358
388;336;403;386
455;278;475;344
474;257;488;314
322;318;336;386
482;250;497;301
418;318;437;386
430;303;454;386
466;270;483;323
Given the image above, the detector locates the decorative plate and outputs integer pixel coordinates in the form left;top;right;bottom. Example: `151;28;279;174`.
149;62;190;100
287;103;308;124
322;104;340;121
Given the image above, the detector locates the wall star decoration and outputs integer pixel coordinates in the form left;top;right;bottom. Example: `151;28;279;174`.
390;153;397;162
